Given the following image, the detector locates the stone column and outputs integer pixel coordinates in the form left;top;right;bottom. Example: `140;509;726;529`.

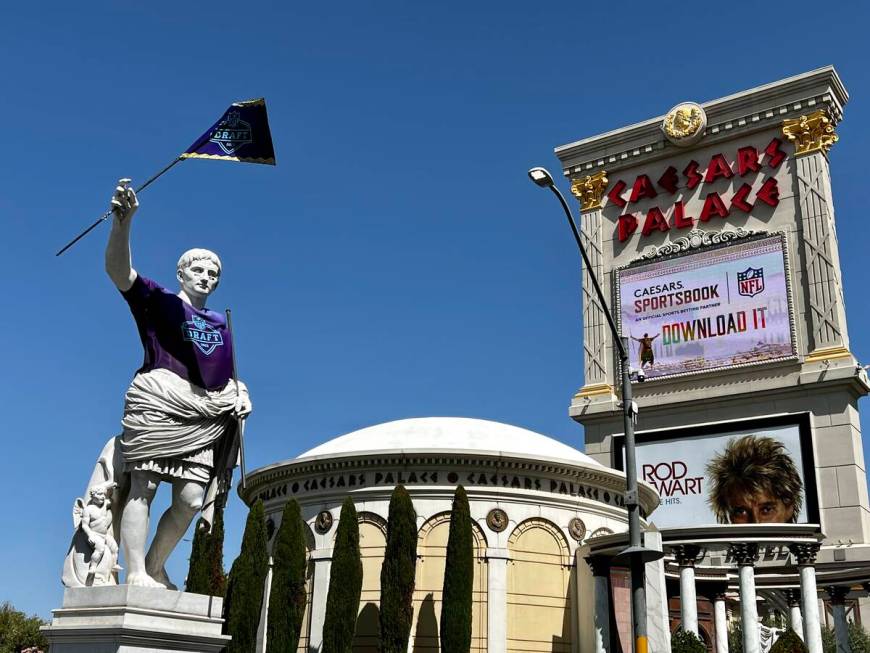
827;586;852;653
731;543;760;653
570;171;611;395
308;548;332;652
673;545;701;635
784;589;803;640
790;543;823;653
587;556;612;653
486;547;510;653
712;588;729;653
782;109;849;352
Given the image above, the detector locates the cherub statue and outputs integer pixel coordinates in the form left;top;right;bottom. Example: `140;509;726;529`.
74;485;122;585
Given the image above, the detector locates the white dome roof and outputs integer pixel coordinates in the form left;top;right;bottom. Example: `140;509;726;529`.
297;417;600;466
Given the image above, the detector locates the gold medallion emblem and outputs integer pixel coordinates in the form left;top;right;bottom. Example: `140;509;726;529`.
662;102;707;146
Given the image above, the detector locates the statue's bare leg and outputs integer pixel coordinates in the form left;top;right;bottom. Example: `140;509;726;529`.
121;470;162;587
145;479;205;590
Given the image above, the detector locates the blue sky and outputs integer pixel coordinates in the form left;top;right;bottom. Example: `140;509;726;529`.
3;1;870;617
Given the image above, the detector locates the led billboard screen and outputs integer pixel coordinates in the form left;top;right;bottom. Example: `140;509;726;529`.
617;235;796;381
614;415;817;528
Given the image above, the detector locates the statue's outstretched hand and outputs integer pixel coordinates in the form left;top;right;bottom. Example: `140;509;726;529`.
234;394;253;419
110;178;138;223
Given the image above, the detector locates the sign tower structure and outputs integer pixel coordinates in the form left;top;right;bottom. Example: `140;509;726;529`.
555;67;870;628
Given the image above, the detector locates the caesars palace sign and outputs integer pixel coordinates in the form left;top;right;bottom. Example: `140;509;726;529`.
568;102;824;383
608;136;786;243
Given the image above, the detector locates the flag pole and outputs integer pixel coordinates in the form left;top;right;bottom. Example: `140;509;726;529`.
225;308;248;490
55;156;186;257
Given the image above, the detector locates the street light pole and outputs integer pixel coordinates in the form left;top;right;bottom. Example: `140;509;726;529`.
528;166;656;653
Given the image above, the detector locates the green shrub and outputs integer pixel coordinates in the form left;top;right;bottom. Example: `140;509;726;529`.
224;500;269;653
823;623;870;653
379;486;418;653
671;628;706;653
729;622;744;653
770;628;808;653
186;507;227;596
322;498;363;653
440;486;474;653
267;499;308;653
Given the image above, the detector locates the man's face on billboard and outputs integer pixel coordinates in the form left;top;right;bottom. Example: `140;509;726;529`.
726;488;794;524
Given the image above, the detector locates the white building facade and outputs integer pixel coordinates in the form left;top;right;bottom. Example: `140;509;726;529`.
241;417;662;653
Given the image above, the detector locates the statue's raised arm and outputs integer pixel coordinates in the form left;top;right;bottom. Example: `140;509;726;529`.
105;178;138;292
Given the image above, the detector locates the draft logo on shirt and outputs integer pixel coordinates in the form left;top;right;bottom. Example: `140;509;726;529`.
209;111;253;156
737;267;765;298
182;316;224;355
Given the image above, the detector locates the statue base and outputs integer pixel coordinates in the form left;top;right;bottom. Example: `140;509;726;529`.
42;585;231;653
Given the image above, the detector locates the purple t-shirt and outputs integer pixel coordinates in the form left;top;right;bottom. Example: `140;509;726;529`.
121;275;234;391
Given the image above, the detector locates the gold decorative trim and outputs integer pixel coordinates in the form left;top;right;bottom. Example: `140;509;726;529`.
570;170;609;212
804;345;852;364
180;152;276;164
782;109;838;156
574;383;615;399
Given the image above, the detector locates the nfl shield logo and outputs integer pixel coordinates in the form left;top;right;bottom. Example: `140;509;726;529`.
737;267;765;297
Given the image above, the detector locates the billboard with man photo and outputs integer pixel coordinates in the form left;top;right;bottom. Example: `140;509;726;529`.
613;415;817;529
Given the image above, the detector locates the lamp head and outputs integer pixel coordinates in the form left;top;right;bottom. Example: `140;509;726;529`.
528;167;555;188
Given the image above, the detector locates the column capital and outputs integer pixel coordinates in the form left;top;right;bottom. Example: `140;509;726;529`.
827;586;850;605
672;544;703;567
729;542;759;566
570;170;608;212
782;109;839;156
784;588;801;608
789;542;821;566
585;555;611;577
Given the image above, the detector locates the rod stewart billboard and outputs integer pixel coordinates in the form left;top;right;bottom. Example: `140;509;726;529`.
616;234;796;381
614;414;818;528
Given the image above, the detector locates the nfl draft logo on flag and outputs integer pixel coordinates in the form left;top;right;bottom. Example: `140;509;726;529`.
182;98;276;164
738;267;765;297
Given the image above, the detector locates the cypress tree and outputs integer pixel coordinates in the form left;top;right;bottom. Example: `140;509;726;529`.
379;485;418;653
322;497;363;653
440;486;474;653
224;500;269;653
266;499;308;653
186;507;227;596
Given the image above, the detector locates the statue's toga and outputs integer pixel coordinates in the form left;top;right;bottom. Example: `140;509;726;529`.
63;179;251;589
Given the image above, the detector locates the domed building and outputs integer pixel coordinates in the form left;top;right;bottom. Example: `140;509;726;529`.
240;417;661;653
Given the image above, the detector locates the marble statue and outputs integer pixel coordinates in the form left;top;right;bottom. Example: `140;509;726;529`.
63;179;252;590
78;485;122;582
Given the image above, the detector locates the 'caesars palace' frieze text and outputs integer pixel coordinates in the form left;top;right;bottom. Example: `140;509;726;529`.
254;469;625;508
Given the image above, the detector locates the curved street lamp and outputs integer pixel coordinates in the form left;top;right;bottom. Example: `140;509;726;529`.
528;166;662;653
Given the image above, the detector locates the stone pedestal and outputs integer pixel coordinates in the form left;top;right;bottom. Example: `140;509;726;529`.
42;585;230;653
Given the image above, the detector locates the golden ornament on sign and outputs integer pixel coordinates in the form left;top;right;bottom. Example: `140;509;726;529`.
570;170;609;212
662;102;707;146
782;109;838;155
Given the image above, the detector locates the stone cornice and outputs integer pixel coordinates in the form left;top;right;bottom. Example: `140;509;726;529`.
555;66;847;177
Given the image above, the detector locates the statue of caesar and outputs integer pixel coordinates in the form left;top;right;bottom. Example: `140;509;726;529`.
105;178;252;589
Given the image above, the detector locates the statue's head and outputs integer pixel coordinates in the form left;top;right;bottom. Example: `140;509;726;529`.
176;248;222;301
89;486;107;505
